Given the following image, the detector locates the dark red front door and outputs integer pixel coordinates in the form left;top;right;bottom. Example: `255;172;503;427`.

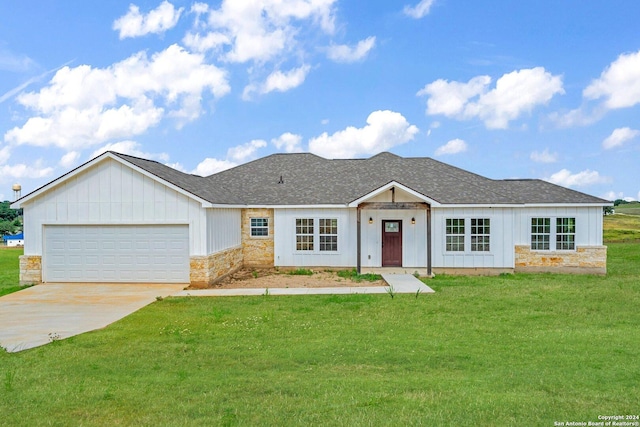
382;220;402;267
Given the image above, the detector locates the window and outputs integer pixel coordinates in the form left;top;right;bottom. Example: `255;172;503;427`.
556;217;576;250
471;218;490;252
319;218;338;252
531;217;576;251
296;218;314;251
531;218;551;250
446;218;465;252
250;218;269;237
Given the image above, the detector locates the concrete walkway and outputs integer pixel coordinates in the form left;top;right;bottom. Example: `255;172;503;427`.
0;283;184;353
1;277;434;353
175;274;434;297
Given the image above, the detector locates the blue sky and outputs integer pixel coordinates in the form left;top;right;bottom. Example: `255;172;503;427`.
1;0;639;202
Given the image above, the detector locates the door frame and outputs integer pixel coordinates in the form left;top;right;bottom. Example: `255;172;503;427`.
381;219;403;267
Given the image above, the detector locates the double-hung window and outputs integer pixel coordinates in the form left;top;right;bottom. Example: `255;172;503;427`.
531;218;551;250
445;218;491;253
250;218;269;237
556;217;576;250
296;218;338;252
471;218;490;252
296;219;314;251
319;219;338;251
530;217;576;251
446;218;465;252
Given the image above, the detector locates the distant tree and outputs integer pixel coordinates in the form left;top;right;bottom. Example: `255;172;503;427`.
613;199;629;206
0;220;15;235
603;206;614;215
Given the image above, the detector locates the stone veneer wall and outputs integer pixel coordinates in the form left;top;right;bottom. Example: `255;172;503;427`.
190;246;243;286
19;255;42;285
514;245;607;275
241;208;275;268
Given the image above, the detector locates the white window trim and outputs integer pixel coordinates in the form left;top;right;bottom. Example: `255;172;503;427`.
249;217;270;238
443;217;493;255
529;217;577;252
294;217;340;254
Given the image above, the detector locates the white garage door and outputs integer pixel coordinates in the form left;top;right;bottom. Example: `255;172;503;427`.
43;225;189;283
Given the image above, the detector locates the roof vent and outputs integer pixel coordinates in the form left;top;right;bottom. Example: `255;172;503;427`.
277;175;284;184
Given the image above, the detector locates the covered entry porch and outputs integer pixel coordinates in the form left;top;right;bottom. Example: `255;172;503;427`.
351;182;435;276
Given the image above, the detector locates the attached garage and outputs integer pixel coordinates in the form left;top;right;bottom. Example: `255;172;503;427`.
43;225;189;283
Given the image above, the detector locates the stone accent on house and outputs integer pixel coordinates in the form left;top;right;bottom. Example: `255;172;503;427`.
19;255;42;285
190;246;243;286
241;208;275;268
514;245;607;275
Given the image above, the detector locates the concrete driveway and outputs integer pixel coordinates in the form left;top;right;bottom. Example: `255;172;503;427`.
0;283;185;353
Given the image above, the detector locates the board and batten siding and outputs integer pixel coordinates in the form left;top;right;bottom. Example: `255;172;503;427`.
206;208;242;253
360;208;428;268
431;207;515;269
513;206;603;247
274;208;357;267
22;158;207;256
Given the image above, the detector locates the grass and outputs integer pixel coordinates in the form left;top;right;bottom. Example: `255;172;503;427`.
0;247;26;297
614;202;640;216
603;213;640;242
337;268;382;282
0;244;638;425
287;268;314;276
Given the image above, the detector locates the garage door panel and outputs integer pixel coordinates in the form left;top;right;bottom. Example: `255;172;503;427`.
43;225;189;283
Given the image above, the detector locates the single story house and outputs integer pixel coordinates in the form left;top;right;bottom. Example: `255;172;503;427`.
11;151;610;285
2;232;24;247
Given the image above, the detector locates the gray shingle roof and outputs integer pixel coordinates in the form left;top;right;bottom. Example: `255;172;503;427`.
112;151;609;206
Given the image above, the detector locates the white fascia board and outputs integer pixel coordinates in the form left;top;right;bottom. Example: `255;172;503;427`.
207;204;349;209
11;152;212;209
438;202;612;209
348;181;441;207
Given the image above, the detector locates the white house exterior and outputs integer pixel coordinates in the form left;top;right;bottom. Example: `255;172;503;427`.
11;151;610;285
3;233;24;247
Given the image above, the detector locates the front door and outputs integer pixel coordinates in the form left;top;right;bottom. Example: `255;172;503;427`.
382;220;402;267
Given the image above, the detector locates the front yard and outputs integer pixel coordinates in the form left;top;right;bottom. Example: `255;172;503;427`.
0;243;638;425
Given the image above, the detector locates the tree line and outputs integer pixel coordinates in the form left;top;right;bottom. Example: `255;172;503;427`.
1;201;22;236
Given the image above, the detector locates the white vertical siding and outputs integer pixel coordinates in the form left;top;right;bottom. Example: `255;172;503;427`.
360;209;427;268
22;158;207;256
207;208;242;253
274;208;357;267
514;206;603;246
432;207;515;269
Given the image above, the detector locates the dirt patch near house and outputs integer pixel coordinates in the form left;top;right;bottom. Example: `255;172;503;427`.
188;268;385;290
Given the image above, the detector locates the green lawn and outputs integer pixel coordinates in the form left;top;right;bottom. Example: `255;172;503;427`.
604;213;640;242
0;247;23;297
1;243;638;426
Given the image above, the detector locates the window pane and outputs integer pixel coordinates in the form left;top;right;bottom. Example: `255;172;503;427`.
250;218;269;237
295;218;314;251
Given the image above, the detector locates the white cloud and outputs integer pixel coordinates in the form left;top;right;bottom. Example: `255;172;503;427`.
113;1;183;39
602;127;640;150
583;49;640;109
192;158;236;176
227;139;267;162
190;0;337;63
272;132;303;153
530;148;558;163
4;44;229;150
435;139;467;156
0;47;36;73
308;110;419;158
0;146;10;164
0;163;54;181
418;67;564;129
601;191;622;201
545;169;610;188
326;36;376;63
244;65;310;99
90;141;169;162
403;0;436;19
59;151;81;168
